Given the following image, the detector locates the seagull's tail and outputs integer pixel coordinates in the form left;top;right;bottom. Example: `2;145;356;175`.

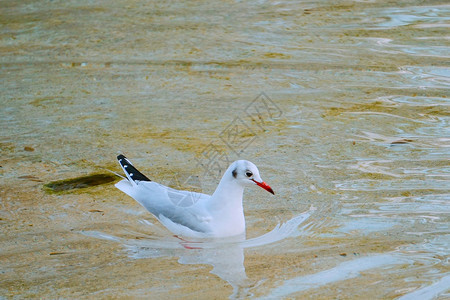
115;179;136;198
116;154;151;185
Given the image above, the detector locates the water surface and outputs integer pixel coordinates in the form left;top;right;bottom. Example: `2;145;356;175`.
0;0;449;298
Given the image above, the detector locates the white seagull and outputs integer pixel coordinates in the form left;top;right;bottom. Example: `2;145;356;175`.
115;154;274;238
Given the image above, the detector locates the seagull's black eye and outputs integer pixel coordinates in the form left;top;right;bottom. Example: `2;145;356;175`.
245;171;253;177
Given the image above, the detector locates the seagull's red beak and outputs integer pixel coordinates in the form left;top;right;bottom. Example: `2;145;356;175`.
252;179;275;195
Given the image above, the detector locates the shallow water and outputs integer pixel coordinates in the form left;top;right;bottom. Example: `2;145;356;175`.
1;0;449;299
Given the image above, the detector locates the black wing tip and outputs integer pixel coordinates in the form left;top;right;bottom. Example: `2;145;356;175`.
116;154;151;182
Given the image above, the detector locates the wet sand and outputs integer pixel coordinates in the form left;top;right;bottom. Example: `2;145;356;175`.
1;0;449;298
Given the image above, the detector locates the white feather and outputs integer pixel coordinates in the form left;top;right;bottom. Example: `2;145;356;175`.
115;158;273;238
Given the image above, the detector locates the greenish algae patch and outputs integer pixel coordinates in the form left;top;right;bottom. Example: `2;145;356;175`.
43;174;117;193
323;100;450;119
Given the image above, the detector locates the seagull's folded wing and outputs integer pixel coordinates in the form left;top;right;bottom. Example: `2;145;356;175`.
116;180;213;236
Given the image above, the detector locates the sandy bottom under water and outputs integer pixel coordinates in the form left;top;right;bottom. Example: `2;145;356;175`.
1;0;449;298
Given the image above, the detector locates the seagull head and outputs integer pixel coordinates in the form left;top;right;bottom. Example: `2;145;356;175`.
229;160;274;195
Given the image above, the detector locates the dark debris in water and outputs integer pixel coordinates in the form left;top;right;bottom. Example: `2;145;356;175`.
391;139;414;145
44;173;117;193
19;175;43;182
49;252;67;256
